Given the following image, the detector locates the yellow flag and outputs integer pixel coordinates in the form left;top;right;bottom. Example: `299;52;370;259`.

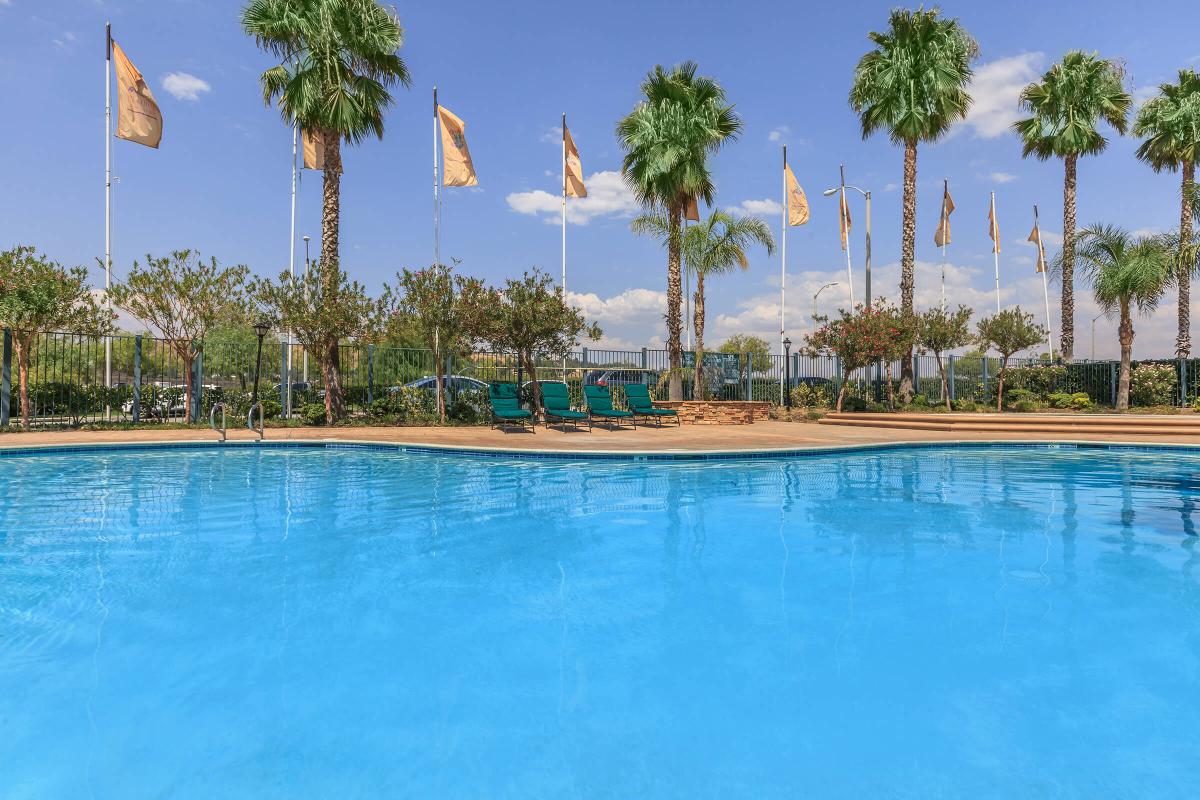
988;195;1001;254
301;128;324;170
839;190;852;250
784;165;809;226
1028;223;1047;273
437;105;477;187
934;182;955;247
564;124;586;198
112;41;162;148
685;195;700;222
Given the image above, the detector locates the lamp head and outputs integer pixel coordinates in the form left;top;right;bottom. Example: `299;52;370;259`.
783;337;792;349
253;320;271;339
822;188;839;197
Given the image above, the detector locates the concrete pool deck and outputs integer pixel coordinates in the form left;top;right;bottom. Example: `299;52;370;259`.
5;419;1200;454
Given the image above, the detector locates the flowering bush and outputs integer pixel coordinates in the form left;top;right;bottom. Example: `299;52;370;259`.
804;300;915;411
1006;363;1067;398
1130;363;1178;407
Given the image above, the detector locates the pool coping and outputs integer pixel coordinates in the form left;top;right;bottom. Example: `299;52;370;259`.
4;436;1200;461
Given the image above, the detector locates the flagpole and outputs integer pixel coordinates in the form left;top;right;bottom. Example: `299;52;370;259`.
1035;204;1055;359
433;87;441;267
840;164;855;308
562;112;568;382
287;122;298;417
780;145;787;405
104;22;113;419
991;192;1001;313
940;178;948;312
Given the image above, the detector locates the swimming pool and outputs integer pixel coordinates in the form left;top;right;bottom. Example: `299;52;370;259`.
1;442;1198;798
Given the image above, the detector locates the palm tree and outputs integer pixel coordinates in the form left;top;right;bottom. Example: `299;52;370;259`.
1076;225;1174;410
633;210;774;399
1014;51;1132;361
617;62;741;400
242;0;410;417
849;8;977;401
1133;69;1200;358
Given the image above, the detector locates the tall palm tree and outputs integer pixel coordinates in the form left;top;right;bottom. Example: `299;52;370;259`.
849;8;977;401
633;210;774;399
1076;225;1174;410
617;62;741;400
242;0;410;417
1133;69;1200;357
1014;51;1132;361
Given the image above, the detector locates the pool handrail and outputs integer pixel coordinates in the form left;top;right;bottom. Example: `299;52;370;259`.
247;402;264;441
209;402;228;442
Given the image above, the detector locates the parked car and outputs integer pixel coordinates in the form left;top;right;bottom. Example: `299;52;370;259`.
400;375;489;393
584;369;657;387
792;377;833;388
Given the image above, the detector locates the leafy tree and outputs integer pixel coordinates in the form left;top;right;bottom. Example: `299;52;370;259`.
1076;225;1177;410
470;269;601;415
1014;51;1132;359
976;308;1048;411
718;334;772;380
110;250;249;414
849;7;977;400
0;246;113;428
804;300;912;412
386;264;489;422
618;61;740;400
634;209;773;399
254;263;386;423
916;305;974;410
242;0;411;302
1133;69;1200;357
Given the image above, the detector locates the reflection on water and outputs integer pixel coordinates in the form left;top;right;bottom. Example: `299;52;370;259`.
1;446;1199;798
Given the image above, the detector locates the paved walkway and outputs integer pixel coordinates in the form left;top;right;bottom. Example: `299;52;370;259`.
5;420;1200;453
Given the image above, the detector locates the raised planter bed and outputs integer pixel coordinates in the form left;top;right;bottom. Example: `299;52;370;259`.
653;400;770;425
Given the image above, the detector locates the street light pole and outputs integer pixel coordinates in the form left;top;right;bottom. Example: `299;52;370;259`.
813;281;839;325
302;234;311;384
783;337;792;408
252;320;270;407
823;177;871;308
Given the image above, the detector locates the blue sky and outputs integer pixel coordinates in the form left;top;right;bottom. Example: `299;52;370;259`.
3;0;1198;358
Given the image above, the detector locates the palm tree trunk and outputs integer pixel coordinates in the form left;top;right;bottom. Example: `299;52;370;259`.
1117;301;1133;411
899;140;918;401
692;273;705;400
320;131;342;282
1178;159;1195;358
1061;153;1078;360
323;339;346;423
666;202;684;401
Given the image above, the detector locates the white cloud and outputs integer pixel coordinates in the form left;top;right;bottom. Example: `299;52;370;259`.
506;170;638;225
883;182;898;193
567;287;665;325
161;72;211;101
961;52;1045;139
768;126;790;143
988;171;1017;184
53;31;76;47
1131;84;1159;111
731;198;783;217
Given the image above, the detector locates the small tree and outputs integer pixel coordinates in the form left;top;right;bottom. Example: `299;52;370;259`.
916;305;974;410
471;269;601;414
718;334;771;382
976;307;1048;410
254;264;386;424
110;250;249;414
804;300;910;412
388;264;489;422
0;246;113;428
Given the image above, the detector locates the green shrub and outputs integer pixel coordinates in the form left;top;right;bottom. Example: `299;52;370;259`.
952;398;978;412
1047;392;1093;411
841;396;868;412
300;403;327;426
804;410;823;421
1011;399;1039;413
790;382;833;408
1130;363;1178;407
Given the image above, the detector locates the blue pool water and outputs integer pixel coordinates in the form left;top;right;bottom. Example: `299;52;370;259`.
2;444;1199;798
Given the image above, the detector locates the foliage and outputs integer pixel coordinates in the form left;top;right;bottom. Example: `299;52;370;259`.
916;304;973;410
1047;392;1094;410
368;386;437;424
1006;363;1068;398
1130;363;1179;407
618;61;740;400
976;307;1047;410
718;334;772;377
253;263;387;423
1014;52;1132;161
804;300;914;411
0;246;114;428
469;269;601;413
299;402;328;426
952;398;979;412
790;382;832;409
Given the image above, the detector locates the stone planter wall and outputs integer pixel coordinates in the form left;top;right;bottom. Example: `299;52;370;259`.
653;400;771;425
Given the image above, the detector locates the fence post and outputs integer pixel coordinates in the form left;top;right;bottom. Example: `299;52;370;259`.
581;347;589;368
279;341;289;415
132;335;142;424
1180;358;1188;407
1110;361;1117;406
1;329;10;427
367;344;376;407
913;356;920;399
834;356;842;401
744;352;752;401
982;357;989;400
948;355;956;402
190;349;203;423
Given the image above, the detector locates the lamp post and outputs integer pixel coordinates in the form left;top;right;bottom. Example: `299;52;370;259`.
813;281;839;325
301;235;311;384
783;337;793;408
252;320;270;408
822;179;871;308
1092;313;1103;362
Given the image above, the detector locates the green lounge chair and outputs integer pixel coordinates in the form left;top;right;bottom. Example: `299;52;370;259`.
623;383;679;427
583;384;636;430
488;382;534;431
539;381;591;431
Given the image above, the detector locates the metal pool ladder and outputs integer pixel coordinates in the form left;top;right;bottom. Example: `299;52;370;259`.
209;402;227;442
247;402;265;441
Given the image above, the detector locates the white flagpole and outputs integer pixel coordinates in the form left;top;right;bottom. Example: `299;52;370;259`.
562;112;568;382
1035;204;1055;359
940;179;948;312
840;164;855;308
433;87;440;267
780;145;787;405
287;122;297;417
104;22;113;419
991;192;1001;313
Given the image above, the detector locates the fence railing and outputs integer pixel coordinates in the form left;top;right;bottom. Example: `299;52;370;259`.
1;328;1194;428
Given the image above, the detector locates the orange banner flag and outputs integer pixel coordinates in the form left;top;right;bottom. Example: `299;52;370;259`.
564;124;585;198
112;41;162;148
839;190;852;250
988;195;1001;254
1028;222;1047;273
934;182;955;247
302;128;324;170
437;105;477;187
784;165;809;226
685;196;700;222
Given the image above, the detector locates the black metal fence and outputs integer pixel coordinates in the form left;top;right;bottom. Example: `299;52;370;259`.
1;328;1195;428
